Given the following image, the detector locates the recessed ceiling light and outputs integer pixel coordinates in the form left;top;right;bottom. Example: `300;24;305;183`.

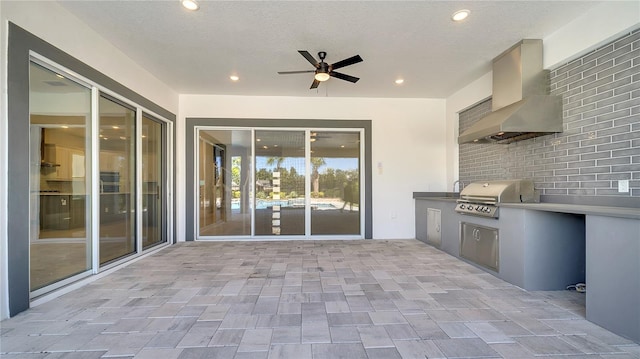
452;9;470;22
181;0;199;11
55;74;65;79
230;75;239;82
112;126;119;129
395;78;404;85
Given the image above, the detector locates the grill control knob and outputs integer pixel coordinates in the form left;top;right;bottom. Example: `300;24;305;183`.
460;204;465;209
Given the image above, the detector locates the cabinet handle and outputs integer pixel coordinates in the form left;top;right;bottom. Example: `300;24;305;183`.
156;186;160;200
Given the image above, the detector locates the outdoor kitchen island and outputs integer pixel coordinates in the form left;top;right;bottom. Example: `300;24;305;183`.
414;193;640;344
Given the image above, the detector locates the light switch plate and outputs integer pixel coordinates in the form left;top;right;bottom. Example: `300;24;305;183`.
618;179;629;193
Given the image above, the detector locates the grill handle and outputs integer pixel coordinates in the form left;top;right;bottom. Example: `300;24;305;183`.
458;196;498;205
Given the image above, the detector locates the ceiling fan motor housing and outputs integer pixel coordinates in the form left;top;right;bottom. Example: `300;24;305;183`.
318;62;329;74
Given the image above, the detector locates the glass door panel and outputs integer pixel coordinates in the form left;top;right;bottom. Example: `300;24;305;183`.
199;137;216;230
98;96;136;264
255;130;305;236
310;131;361;235
142;114;166;248
29;61;92;291
198;129;252;237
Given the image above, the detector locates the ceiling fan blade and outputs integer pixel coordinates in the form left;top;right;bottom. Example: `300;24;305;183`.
310;79;320;89
330;71;360;83
278;70;316;74
299;50;320;68
330;55;363;70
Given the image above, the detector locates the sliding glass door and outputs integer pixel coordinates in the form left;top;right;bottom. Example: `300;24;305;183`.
28;57;172;297
198;129;252;237
98;95;136;264
29;62;93;292
142;114;167;249
310;131;361;235
196;127;362;239
254;130;306;236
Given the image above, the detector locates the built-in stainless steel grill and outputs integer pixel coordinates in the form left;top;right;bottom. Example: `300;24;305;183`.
454;179;539;218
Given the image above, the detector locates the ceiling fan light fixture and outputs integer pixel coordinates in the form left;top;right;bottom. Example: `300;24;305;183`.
278;50;362;89
452;9;470;22
181;0;199;11
314;72;330;82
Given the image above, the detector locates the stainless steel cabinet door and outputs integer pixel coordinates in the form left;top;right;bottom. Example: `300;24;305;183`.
426;208;441;247
460;222;499;271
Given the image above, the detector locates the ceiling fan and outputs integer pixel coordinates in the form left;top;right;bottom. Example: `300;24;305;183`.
278;50;363;89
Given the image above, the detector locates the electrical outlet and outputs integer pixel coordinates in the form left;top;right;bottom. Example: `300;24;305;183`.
618;180;629;193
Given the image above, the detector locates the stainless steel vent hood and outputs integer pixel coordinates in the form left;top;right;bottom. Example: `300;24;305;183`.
459;39;563;144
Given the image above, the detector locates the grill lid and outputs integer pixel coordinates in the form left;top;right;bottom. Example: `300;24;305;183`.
459;179;538;204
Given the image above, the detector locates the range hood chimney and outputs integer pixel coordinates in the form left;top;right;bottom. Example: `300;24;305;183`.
458;39;563;144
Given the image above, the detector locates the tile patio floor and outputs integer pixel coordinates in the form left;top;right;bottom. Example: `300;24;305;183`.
1;240;639;358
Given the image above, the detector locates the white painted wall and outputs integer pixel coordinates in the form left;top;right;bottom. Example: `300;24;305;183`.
0;1;178;320
544;1;640;70
178;95;447;241
444;2;640;189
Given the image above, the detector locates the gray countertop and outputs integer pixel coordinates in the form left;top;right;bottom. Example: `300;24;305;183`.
414;192;639;220
500;202;639;220
412;192;459;202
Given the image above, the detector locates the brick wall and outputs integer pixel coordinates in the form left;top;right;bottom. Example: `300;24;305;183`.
459;29;639;198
